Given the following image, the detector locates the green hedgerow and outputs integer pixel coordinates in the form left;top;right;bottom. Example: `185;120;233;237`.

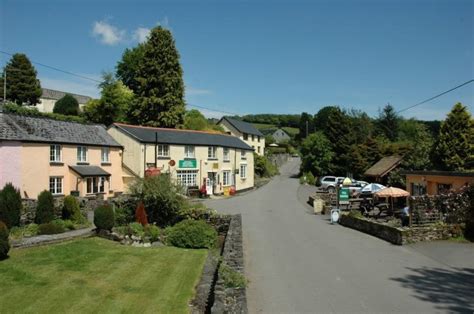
0;221;10;260
38;220;65;235
0;183;22;228
166;220;217;249
62;196;82;222
35;190;55;224
94;204;115;231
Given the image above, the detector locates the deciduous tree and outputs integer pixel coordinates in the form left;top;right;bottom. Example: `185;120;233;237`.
53;94;79;116
300;132;333;176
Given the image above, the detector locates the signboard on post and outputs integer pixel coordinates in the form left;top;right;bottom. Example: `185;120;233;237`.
179;159;197;169
339;188;350;201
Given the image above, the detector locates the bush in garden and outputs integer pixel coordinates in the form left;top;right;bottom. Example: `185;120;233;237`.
94;204;115;231
465;185;474;241
35;190;55;224
62;196;82;222
62;220;76;230
0;183;22;228
135;201;148;226
144;224;161;242
114;206;134;226
178;203;218;221
129;222;145;238
166;220;217;249
128;175;185;226
0;221;10;260
38;220;66;235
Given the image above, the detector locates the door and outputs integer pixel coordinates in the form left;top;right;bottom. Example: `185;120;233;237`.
206;172;216;195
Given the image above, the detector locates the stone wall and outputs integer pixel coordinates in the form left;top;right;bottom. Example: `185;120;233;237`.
211;214;248;314
339;214;464;245
268;153;290;168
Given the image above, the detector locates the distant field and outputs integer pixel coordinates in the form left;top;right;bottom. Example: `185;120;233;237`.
0;237;206;314
252;123;299;136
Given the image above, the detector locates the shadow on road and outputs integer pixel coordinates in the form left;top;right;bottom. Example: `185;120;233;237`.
390;267;474;313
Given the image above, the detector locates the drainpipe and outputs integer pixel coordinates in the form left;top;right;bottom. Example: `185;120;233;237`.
155;132;158;167
143;144;147;177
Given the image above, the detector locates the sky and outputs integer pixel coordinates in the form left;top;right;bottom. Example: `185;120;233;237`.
0;0;473;120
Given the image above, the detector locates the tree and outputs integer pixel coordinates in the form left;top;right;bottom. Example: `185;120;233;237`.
398;119;434;170
376;104;400;141
126;26;186;127
0;53;41;105
323;107;352;175
300;132;334;176
313;106;339;132
0;183;22;228
435;103;474;171
83;72;134;125
183;109;208;130
116;44;145;94
298;112;314;140
35;190;55;224
53;94;79;116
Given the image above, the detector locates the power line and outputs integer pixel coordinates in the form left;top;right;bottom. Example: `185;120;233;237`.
397;79;474;114
187;103;240;116
0;50;102;84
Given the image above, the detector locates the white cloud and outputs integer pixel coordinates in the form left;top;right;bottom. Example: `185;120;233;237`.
92;21;126;45
133;27;150;43
187;106;224;119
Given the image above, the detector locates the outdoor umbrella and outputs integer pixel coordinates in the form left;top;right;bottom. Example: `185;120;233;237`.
360;183;385;194
374;187;410;213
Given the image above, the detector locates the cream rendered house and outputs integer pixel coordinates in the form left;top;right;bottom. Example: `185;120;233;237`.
108;123;255;195
32;88;92;113
217;117;265;156
0;112;123;199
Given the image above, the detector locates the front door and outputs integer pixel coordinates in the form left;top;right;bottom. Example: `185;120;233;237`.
206;172;216;195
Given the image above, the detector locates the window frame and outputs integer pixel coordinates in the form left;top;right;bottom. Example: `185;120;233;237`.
240;164;247;179
176;170;198;187
49;177;63;195
86;176;106;194
184;145;195;158
101;147;110;163
223;148;230;162
243;133;248;140
50;144;62;162
77;146;88;163
157;144;170;158
241;150;247;160
222;170;231;186
208;146;217;159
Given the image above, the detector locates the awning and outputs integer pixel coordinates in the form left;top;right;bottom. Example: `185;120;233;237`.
69;165;111;177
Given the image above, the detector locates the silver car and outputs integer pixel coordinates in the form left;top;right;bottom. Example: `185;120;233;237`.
319;176;344;192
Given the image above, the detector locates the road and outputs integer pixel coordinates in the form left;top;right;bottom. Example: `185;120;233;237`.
204;158;474;313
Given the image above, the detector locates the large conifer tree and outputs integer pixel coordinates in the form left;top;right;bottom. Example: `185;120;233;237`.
0;53;42;105
127;26;185;127
435;103;474;171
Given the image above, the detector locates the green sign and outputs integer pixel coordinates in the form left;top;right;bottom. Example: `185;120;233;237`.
339;188;350;201
179;159;197;168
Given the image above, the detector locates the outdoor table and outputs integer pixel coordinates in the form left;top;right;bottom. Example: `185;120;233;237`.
374;202;390;217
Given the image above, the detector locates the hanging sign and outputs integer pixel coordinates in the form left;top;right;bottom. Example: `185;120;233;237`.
179;159;197;168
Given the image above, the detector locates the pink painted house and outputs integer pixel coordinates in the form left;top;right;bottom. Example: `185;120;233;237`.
0;112;124;199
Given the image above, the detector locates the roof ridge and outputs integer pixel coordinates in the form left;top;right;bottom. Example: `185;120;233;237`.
113;122;233;137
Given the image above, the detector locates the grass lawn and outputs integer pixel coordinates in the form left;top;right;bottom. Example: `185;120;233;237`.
0;237;207;314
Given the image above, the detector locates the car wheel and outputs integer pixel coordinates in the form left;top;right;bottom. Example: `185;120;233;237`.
327;186;335;193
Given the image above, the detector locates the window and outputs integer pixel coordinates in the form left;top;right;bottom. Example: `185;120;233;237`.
208;146;217;159
87;177;106;194
223;170;231;186
437;183;452;194
177;170;198;187
49;177;62;195
77;146;87;162
257;146;260;154
185;146;195;158
157;144;170;157
258;136;261;143
252;134;255;141
410;183;426;196
243;133;248;140
101;147;110;163
223;148;230;161
50;145;61;162
240;164;247;179
241;150;247;160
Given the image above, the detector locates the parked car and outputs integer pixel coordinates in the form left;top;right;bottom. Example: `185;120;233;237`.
336;178;365;195
318;176;344;192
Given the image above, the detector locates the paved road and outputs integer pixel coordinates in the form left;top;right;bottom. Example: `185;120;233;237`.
204;159;474;313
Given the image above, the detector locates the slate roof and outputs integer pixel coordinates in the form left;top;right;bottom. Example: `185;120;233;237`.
111;123;254;150
365;155;403;178
69;165;111;177
41;88;92;104
0;113;122;147
219;117;263;136
400;170;474;178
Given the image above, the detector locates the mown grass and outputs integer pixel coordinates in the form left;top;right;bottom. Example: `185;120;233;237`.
0;237;207;314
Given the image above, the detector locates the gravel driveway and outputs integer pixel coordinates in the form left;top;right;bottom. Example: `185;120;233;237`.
204;158;474;313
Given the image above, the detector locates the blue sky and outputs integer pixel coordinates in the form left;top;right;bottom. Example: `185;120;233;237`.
1;0;472;120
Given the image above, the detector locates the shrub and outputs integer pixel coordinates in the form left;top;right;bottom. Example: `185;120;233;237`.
300;172;315;185
144;224;161;242
0;183;22;228
24;223;39;237
0;221;10;260
135;201;148;226
94;204;115;231
219;263;247;288
62;196;82;222
128;175;185;226
63;219;76;230
178;203;218;221
53;94;79;116
35;190;55;224
348;210;363;219
254;154;278;178
129;222;145;238
112;225;132;237
38;220;66;235
166;220;217;249
114;206;135;226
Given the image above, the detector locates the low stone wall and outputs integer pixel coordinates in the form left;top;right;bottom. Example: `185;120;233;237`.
268;153;290;167
339;214;464;245
212;214;248;314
